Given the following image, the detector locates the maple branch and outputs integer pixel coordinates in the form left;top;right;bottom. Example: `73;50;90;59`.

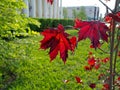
99;0;114;13
109;19;116;90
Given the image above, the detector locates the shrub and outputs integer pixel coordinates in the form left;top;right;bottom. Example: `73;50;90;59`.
0;0;40;40
29;18;74;32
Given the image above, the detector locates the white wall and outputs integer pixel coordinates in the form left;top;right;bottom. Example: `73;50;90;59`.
23;0;63;19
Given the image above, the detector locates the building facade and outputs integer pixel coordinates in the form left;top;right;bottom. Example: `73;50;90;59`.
23;0;63;19
63;6;99;20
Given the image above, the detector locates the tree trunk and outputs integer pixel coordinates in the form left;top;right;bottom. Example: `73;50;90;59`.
114;0;120;12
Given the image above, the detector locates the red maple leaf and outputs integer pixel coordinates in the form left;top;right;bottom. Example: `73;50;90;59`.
94;63;101;70
89;83;96;89
74;19;109;48
75;76;82;83
40;24;76;63
102;83;109;90
84;65;92;71
104;15;112;23
101;57;110;63
118;76;120;81
88;57;96;66
98;73;105;80
69;36;77;51
47;0;53;5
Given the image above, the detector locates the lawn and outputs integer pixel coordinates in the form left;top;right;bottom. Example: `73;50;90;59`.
0;30;111;90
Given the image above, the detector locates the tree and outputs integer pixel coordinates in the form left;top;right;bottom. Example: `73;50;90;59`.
76;7;87;20
41;0;120;90
72;9;77;19
63;8;68;18
114;0;120;12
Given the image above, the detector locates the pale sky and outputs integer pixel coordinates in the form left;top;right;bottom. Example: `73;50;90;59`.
62;0;116;16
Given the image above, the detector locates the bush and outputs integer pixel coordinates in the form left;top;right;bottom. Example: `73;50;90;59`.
0;0;40;40
29;18;74;32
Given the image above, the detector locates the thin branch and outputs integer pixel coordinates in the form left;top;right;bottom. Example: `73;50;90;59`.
99;0;114;13
98;47;110;54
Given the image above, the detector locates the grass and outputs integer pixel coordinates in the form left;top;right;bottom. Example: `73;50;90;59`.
0;30;112;90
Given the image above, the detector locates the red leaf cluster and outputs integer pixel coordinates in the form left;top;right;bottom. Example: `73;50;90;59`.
74;19;109;48
84;52;102;71
47;0;53;5
84;52;110;71
40;24;76;63
84;57;101;71
105;11;120;23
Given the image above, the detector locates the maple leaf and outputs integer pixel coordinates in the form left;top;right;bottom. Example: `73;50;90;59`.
94;63;101;70
75;76;82;83
84;65;92;71
101;57;110;63
40;24;76;63
88;52;93;55
117;76;120;81
104;15;112;23
89;83;96;89
88;57;96;66
102;83;109;90
98;73;105;80
74;19;109;48
47;0;53;5
69;36;77;51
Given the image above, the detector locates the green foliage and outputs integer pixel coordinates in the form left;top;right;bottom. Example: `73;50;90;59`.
0;30;111;90
0;0;40;39
29;18;74;32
